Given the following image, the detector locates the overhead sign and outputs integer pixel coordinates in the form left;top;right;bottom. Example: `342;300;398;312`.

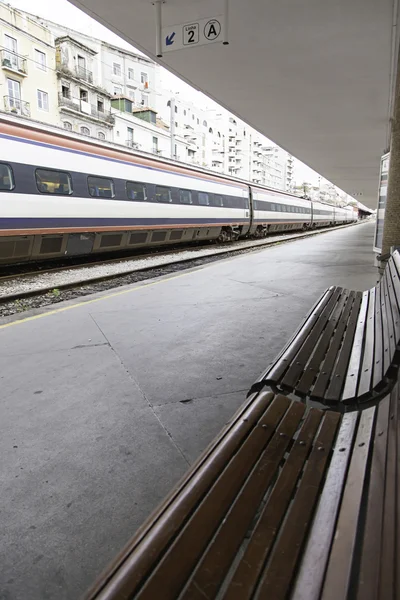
162;15;224;53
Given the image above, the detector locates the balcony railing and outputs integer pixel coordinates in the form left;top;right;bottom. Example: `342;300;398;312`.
126;140;140;149
58;93;115;124
1;50;27;75
75;65;93;83
4;96;30;117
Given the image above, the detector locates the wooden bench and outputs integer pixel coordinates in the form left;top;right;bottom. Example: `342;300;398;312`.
85;253;400;600
250;250;400;409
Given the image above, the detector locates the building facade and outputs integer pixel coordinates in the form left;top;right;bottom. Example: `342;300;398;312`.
0;3;58;125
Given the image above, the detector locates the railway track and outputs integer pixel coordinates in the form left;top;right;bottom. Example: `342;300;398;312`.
0;222;363;311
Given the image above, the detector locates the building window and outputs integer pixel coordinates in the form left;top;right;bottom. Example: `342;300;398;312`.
36;169;72;194
192;114;195;120
114;86;122;95
7;78;20;107
80;126;90;136
184;109;186;116
129;90;135;101
127;127;134;144
203;120;207;127
141;72;148;84
97;98;104;112
141;94;148;106
98;131;106;140
37;89;49;111
63;121;72;130
80;89;88;102
128;68;134;80
152;136;158;153
113;62;121;76
175;105;178;113
35;49;46;71
175;121;178;128
4;35;17;69
61;84;70;99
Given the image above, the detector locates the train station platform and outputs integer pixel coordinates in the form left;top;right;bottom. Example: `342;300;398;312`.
0;221;377;600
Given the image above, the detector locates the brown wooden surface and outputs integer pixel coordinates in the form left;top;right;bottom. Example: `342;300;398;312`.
181;401;306;600
354;289;375;399
372;283;384;389
378;385;398;599
135;396;291;600
281;288;342;390
321;406;376;600
356;395;390;600
339;291;369;402
381;271;395;372
296;289;350;396
324;292;363;403
292;411;359;600
222;408;324;600
256;410;341;600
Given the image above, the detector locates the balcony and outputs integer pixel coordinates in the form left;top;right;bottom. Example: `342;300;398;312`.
4;96;30;117
58;93;114;124
1;50;27;76
126;140;140;149
75;65;93;84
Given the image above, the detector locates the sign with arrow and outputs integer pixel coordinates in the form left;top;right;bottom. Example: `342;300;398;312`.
162;15;224;53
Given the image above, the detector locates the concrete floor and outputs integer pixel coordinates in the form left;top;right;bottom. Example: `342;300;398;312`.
0;221;377;600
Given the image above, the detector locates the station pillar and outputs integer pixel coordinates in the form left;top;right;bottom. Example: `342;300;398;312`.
382;53;400;258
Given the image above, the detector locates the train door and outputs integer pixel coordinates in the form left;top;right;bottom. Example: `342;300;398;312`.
247;186;254;235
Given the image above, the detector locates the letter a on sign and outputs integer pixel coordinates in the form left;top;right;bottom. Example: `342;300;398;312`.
204;19;221;40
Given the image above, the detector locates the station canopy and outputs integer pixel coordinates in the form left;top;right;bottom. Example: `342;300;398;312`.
71;0;398;209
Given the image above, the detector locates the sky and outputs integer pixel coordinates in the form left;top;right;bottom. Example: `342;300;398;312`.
6;0;322;185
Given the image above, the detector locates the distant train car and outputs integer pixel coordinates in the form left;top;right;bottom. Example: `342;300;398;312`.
0;117;357;265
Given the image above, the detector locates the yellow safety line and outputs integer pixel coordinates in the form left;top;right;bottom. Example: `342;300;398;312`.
0;270;193;330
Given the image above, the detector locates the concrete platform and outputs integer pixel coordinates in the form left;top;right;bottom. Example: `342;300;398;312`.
0;222;377;600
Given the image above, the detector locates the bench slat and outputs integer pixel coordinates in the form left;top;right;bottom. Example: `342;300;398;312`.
387;258;400;345
321;406;376;600
341;291;369;402
135;396;291;600
356;395;390;600
357;289;376;398
262;287;336;386
372;283;384;389
222;408;324;600
292;412;359;600
296;289;350;397
180;401;306;600
256;410;341;600
310;291;359;402
281;288;343;391
322;292;363;404
381;272;395;373
378;385;398;599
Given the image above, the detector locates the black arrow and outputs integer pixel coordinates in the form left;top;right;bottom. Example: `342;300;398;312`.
166;32;175;46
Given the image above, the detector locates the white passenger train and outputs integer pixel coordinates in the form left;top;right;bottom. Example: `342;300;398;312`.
0;118;357;265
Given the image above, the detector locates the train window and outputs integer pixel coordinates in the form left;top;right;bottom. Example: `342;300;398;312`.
212;194;224;207
126;181;146;201
198;192;209;206
270;203;275;211
155;185;171;203
88;176;115;198
36;169;72;195
179;189;192;204
0;163;14;190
